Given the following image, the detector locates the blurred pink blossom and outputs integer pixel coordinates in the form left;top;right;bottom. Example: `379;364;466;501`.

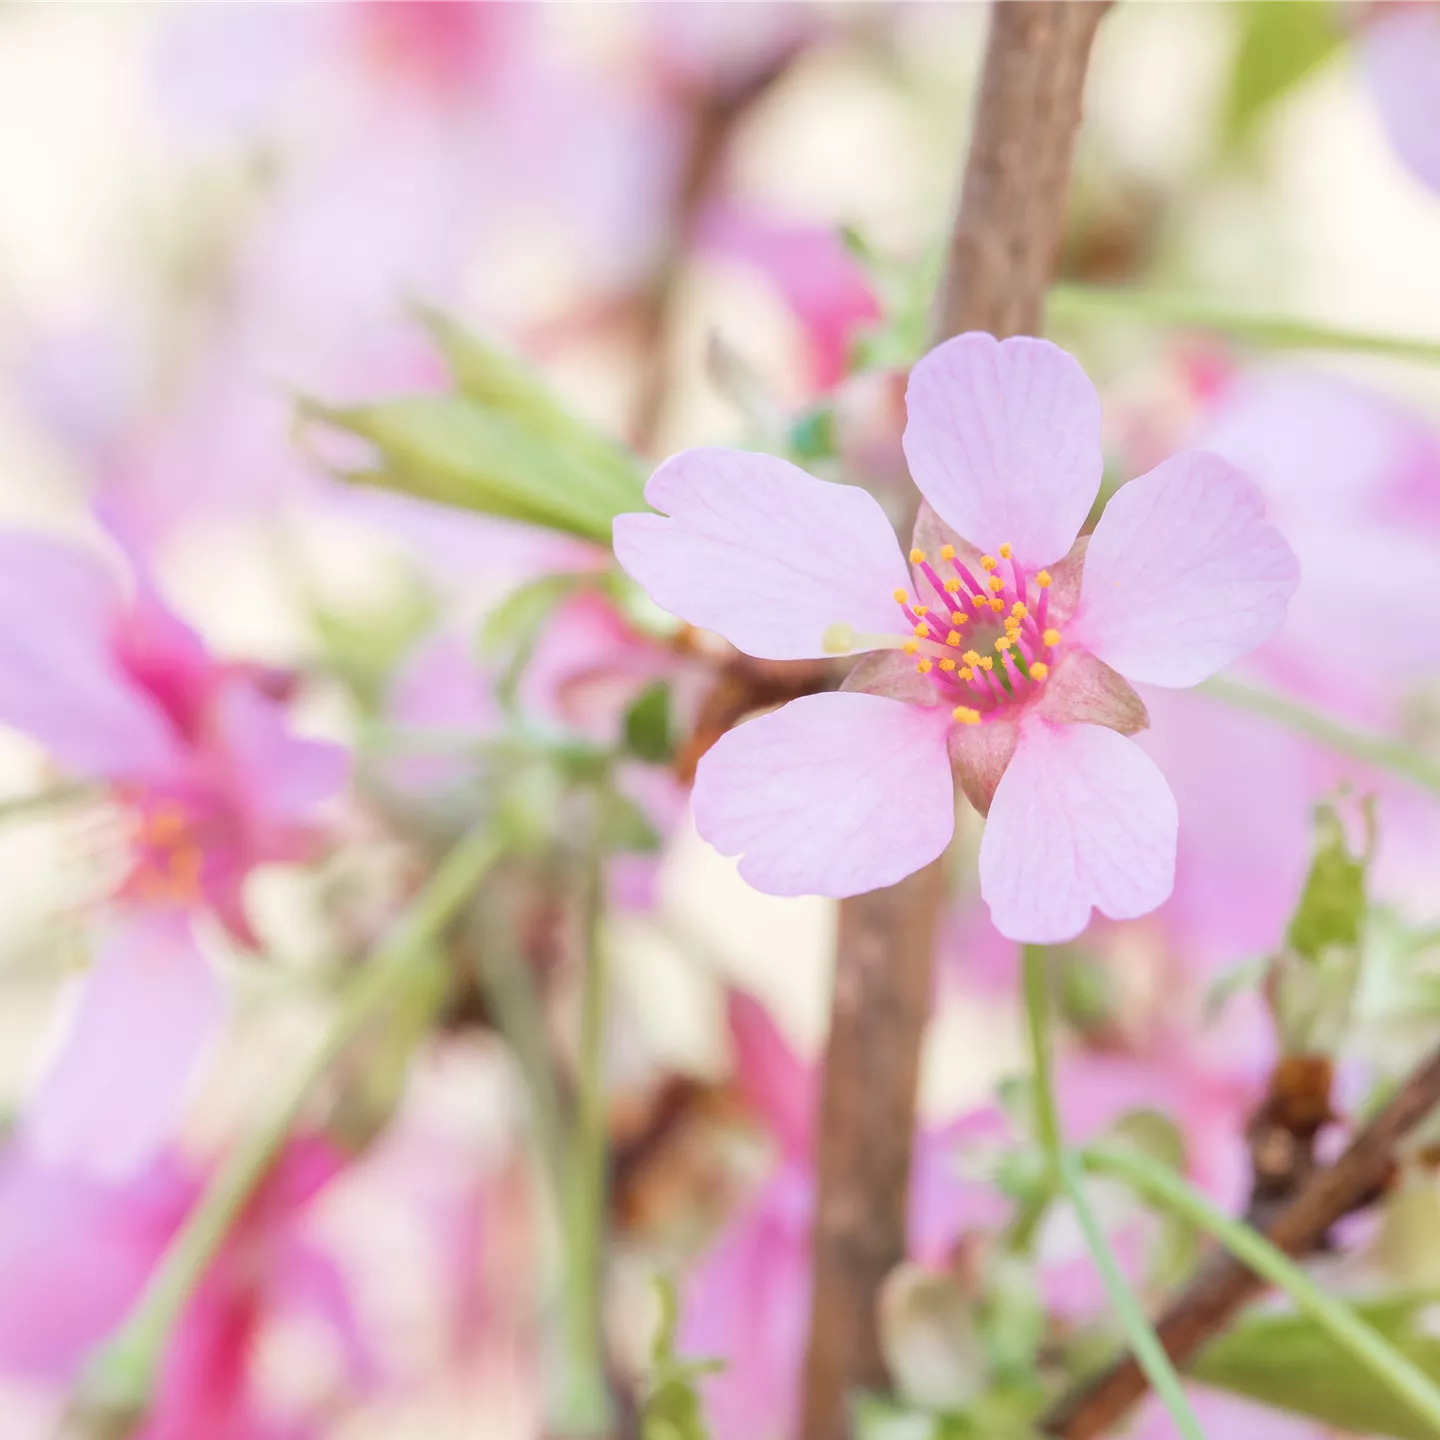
0;1136;369;1438
679;991;1008;1440
0;530;345;1176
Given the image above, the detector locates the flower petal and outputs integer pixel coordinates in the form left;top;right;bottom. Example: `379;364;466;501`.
1362;5;1440;195
979;719;1177;943
1074;452;1300;688
692;692;955;898
23;913;224;1181
211;678;350;829
902;334;1103;568
0;534;180;779
613;448;911;660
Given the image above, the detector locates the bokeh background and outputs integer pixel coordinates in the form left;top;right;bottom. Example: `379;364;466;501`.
1;4;1440;1438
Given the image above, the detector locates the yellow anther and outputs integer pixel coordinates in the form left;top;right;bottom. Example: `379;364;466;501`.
952;706;981;725
939;657;956;672
998;542;1012;559
980;555;998;572
893;588;908;604
1036;570;1053;588
910;547;927;564
962;650;981;665
950;611;967;625
1029;661;1049;680
1043;628;1061;647
946;631;962;647
940;544;956;562
914;623;929;637
972;594;988;610
978;656;994;671
1004;616;1021;633
1011;602;1028;619
944;577;962;594
989;598;1005;613
903;639;920;655
987;575;1004;593
994;635;1013;652
916;658;933;674
915;604;929;616
959;667;973;681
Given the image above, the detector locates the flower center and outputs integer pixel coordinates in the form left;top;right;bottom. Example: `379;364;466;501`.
826;541;1064;726
119;794;207;905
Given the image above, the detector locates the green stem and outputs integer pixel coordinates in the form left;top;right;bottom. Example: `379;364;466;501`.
1048;284;1440;366
1021;947;1207;1440
556;806;614;1436
0;782;99;824
1084;1142;1440;1436
475;935;568;1203
1200;677;1440;797
74;824;503;1424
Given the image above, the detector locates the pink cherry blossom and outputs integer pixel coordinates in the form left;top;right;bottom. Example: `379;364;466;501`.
0;529;347;1176
614;333;1299;942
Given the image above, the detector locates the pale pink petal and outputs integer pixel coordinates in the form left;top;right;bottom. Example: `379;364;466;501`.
678;1162;813;1440
0;534;180;778
211;679;350;829
0;1148;191;1380
979;719;1177;944
1362;5;1440;196
693;692;955;898
384;628;500;795
902;334;1103;568
1074;452;1300;688
24;914;223;1181
520;589;673;744
613;448;910;660
908;1108;1013;1266
726;990;815;1161
1131;1388;1326;1440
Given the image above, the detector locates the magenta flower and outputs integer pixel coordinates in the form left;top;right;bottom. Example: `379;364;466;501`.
0;1137;371;1437
0;530;347;1176
614;333;1299;942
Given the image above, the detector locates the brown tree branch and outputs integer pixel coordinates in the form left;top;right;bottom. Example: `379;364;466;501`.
1040;1042;1440;1439
799;7;1110;1439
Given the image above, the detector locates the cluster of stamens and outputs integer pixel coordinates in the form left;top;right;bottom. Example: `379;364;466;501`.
893;542;1060;725
125;798;206;904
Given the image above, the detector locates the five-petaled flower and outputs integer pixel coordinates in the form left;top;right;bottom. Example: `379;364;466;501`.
614;332;1300;943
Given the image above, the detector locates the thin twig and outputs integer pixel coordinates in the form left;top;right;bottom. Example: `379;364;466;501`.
629;48;804;454
800;7;1110;1439
1040;1042;1440;1438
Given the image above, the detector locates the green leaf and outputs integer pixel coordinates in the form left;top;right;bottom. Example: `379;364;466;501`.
598;785;661;856
1286;800;1372;962
1048;286;1440;369
1193;1295;1440;1440
303;388;645;544
1222;1;1341;152
415;305;643;494
641;1275;720;1440
478;573;585;660
623;682;674;765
